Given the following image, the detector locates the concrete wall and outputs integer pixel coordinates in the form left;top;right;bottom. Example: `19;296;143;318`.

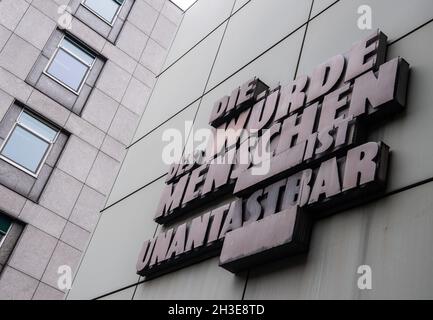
0;0;182;299
68;0;433;300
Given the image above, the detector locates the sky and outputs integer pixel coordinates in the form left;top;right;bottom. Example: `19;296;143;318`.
171;0;196;11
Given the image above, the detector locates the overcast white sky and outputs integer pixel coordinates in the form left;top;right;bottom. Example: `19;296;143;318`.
171;0;196;11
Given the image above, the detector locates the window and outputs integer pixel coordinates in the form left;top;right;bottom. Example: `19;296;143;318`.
45;37;96;94
27;30;104;114
0;111;60;176
170;0;196;11
82;0;125;24
0;215;12;248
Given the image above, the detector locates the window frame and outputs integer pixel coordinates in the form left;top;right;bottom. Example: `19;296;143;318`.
81;0;125;26
43;35;96;95
0;110;60;178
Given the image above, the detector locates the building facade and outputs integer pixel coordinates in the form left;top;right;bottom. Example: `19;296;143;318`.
67;0;433;300
0;0;182;299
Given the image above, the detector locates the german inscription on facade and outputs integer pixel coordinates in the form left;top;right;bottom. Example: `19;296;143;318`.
136;30;410;280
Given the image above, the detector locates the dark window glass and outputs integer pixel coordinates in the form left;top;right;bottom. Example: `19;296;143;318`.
0;214;12;246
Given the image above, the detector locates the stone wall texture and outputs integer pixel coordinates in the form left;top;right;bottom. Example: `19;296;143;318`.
0;0;182;300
